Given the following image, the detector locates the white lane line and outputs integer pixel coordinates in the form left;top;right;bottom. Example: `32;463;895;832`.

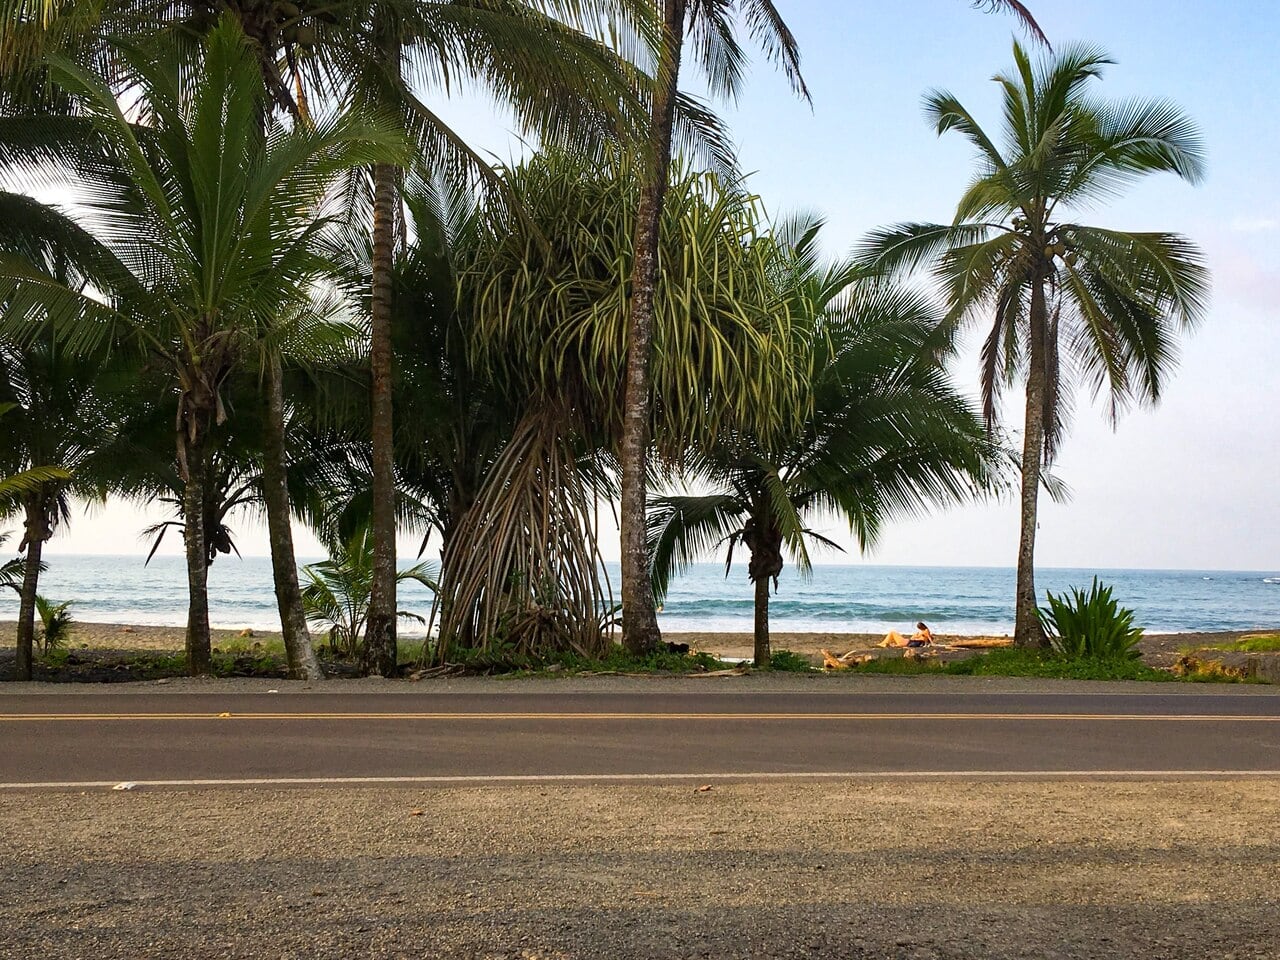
4;770;1280;790
3;711;1279;721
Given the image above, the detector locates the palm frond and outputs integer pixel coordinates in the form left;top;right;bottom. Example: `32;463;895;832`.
646;492;746;602
970;0;1050;48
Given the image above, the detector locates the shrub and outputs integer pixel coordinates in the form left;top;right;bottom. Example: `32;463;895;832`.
768;650;814;672
1036;578;1143;661
34;595;75;653
944;647;1172;681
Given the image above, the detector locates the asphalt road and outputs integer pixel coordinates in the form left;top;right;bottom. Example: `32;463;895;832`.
2;689;1279;788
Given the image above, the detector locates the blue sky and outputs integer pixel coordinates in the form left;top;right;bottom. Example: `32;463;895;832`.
51;0;1280;571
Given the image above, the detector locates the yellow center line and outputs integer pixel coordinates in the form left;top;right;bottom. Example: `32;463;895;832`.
0;712;1277;722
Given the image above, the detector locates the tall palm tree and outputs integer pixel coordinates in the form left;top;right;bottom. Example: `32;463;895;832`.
618;0;1048;655
649;220;1001;665
618;0;806;656
345;0;658;676
1;2;327;677
859;42;1207;646
0;17;407;674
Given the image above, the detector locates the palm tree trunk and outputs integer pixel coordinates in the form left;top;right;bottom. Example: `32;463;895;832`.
620;0;686;656
262;355;324;680
752;566;770;668
1014;278;1050;648
183;438;213;675
14;492;44;681
364;152;400;677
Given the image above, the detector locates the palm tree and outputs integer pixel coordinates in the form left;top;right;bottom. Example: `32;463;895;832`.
0;409;67;639
0;17;407;674
618;0;1048;655
33;594;75;654
618;0;806;656
2;0;371;682
301;524;435;661
0;332;122;679
859;42;1207;645
649;220;1001;665
4;0;658;678
344;1;659;677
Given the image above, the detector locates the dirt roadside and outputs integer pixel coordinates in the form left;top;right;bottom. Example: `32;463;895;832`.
1;779;1276;959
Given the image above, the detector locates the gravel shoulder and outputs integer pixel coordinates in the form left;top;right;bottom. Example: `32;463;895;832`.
2;779;1276;959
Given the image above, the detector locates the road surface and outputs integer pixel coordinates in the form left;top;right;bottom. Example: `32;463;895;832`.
3;688;1279;788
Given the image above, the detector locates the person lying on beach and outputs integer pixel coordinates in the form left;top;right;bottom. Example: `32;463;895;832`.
877;622;934;648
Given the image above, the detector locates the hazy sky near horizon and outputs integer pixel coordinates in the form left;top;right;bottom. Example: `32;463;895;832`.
42;0;1280;572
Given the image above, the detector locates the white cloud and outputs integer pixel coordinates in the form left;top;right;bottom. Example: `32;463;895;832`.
1230;216;1279;233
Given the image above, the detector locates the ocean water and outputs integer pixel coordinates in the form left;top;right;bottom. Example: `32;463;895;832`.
2;555;1280;636
658;564;1280;635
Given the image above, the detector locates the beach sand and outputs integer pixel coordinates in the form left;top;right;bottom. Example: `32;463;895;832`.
0;620;288;654
670;629;1278;668
2;620;1273;668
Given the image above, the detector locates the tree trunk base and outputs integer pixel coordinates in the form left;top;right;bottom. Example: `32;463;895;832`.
622;619;663;657
363;613;397;677
753;573;771;668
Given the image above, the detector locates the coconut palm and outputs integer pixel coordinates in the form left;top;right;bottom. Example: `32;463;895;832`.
138;453;257;568
3;0;657;678
0;331;124;679
301;524;436;660
858;42;1208;645
34;594;75;654
339;0;659;677
0;18;407;674
617;0;806;656
618;0;1048;655
0;409;66;616
649;221;1001;665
